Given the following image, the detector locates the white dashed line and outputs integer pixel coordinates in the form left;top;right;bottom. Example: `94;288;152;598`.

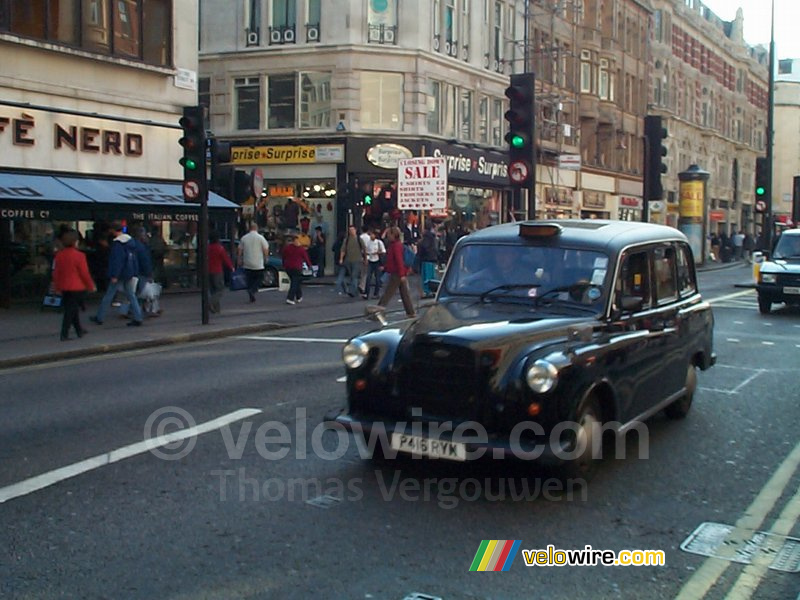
726;339;741;343
761;341;775;346
733;321;744;325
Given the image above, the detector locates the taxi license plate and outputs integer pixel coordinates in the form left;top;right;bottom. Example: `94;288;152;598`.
390;433;466;461
784;286;800;295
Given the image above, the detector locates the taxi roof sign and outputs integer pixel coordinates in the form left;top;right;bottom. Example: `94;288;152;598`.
519;223;562;238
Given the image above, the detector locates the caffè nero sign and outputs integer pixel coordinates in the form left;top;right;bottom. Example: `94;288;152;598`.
0;106;179;180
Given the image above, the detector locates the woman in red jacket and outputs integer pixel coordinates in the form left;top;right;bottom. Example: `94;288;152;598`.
208;230;234;313
369;226;416;318
281;233;312;305
52;230;96;341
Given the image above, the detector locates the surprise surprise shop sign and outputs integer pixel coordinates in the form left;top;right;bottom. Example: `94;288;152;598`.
0;106;179;180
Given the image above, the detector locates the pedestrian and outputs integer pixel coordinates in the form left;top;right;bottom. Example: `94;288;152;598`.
52;230;95;341
149;227;168;287
339;225;366;298
744;231;755;263
363;229;386;299
733;230;745;261
132;226;155;315
358;224;371;294
310;225;326;277
367;226;416;319
237;223;270;303
281;233;312;305
418;224;438;298
208;230;233;313
89;222;144;327
332;231;348;295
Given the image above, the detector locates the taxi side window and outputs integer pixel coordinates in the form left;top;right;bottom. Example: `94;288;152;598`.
653;246;678;304
619;250;651;309
676;243;697;297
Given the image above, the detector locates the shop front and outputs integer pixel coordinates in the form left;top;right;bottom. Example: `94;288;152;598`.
0;172;238;304
229;141;347;276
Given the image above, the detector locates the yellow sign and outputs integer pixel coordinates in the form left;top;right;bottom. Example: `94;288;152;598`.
679;180;704;218
231;144;344;165
268;185;294;197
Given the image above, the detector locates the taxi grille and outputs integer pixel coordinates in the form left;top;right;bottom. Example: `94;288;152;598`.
398;342;482;420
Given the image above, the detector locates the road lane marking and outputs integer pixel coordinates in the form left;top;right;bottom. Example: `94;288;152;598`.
707;290;755;305
761;341;775;346
726;338;741;343
336;376;347;382
0;408;262;504
238;336;348;343
676;439;800;599
725;485;800;599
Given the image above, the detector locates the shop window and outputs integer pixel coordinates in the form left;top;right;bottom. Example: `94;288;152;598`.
360;71;403;130
268;73;296;129
236;76;261;130
300;72;331;128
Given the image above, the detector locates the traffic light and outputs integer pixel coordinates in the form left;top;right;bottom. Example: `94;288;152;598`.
363;192;373;206
644;115;668;200
755;156;768;203
178;106;206;203
209;138;232;198
504;72;536;188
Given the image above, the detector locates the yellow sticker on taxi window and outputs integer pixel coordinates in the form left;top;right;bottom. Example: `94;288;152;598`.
634;273;642;286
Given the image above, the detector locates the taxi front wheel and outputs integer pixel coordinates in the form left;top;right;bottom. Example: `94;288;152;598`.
758;296;772;314
560;395;603;479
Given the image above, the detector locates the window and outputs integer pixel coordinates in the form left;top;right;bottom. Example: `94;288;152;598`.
307;0;320;24
778;59;793;75
361;72;403;130
268;73;296;129
272;0;296;26
653;246;677;304
493;1;502;65
1;0;170;66
460;89;473;140
199;77;211;131
478;96;488;143
427;81;441;134
445;0;456;48
300;72;331;128
676;244;696;297
653;9;662;42
599;58;609;100
580;50;592;93
619;250;651;309
235;76;261;130
368;0;396;43
442;82;456;138
460;0;469;59
491;98;503;146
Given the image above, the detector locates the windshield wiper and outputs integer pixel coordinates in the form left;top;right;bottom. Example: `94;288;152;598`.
479;283;541;303
534;285;601;313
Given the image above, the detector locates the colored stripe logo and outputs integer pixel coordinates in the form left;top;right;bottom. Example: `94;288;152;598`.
469;540;521;571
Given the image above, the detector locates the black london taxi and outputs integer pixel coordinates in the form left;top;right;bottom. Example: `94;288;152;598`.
756;228;800;314
332;220;715;474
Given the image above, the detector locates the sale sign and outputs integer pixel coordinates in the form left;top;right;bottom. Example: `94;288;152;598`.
397;156;447;211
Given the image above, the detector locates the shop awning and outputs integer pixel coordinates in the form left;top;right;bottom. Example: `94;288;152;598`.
0;171;238;221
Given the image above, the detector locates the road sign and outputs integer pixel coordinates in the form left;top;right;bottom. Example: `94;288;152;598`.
509;160;530;184
183;180;201;202
755;199;767;213
397;156;447;211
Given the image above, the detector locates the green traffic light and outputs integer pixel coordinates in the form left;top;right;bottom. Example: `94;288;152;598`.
510;134;525;148
183;158;198;170
756;186;765;196
364;194;372;205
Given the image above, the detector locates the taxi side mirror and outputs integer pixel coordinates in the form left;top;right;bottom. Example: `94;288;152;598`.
621;295;644;313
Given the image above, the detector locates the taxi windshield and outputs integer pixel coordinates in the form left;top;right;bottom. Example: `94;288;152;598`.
443;243;610;312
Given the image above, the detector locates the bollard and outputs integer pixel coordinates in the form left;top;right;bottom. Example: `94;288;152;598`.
752;251;764;285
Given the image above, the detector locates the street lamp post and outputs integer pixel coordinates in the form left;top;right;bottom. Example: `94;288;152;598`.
763;0;776;250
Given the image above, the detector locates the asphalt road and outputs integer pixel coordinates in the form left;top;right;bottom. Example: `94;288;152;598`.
1;263;799;600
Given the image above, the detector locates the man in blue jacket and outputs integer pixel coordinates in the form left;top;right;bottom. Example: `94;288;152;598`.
90;222;144;327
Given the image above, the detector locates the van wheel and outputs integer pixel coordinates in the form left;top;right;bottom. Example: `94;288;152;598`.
758;297;771;314
665;364;697;419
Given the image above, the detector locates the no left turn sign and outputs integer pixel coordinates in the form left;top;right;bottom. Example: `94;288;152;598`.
183;180;201;201
509;160;530;184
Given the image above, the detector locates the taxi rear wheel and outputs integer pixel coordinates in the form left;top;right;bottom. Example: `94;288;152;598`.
665;364;696;419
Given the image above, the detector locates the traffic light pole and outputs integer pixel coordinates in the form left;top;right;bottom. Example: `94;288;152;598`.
762;0;775;251
199;189;209;325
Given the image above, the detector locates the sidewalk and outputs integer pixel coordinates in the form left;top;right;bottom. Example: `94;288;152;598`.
0;277;422;369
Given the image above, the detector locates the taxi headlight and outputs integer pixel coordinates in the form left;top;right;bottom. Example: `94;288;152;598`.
342;339;370;369
525;359;559;393
760;273;776;284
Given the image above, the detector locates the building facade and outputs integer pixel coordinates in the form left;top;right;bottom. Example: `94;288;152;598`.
774;57;800;226
648;0;768;238
0;0;236;304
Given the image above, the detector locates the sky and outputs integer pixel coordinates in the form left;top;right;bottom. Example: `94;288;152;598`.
701;0;800;60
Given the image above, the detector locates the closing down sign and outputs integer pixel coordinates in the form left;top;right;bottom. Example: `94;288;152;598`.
397;156;447;211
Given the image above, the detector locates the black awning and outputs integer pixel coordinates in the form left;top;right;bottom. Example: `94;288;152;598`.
0;171;238;221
